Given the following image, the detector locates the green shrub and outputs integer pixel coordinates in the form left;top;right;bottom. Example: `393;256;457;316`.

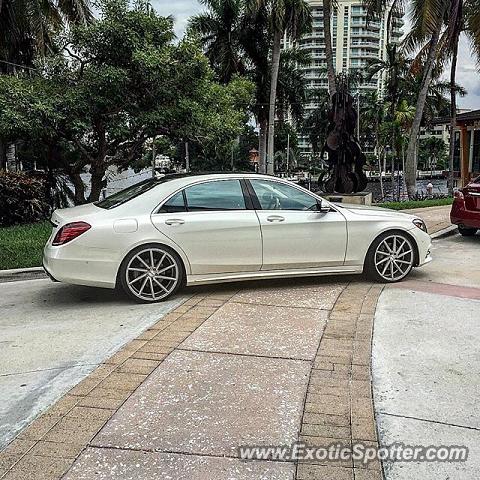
0;171;49;227
376;198;453;210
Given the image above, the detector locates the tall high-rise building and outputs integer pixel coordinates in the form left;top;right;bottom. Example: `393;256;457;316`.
296;1;404;155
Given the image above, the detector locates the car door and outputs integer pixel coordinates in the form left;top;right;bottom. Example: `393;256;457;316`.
151;179;262;275
247;178;347;270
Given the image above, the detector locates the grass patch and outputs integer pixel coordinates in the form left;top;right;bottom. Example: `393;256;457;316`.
0;221;51;270
376;197;454;211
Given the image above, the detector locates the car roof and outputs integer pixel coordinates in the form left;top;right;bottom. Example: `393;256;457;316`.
156;172;273;181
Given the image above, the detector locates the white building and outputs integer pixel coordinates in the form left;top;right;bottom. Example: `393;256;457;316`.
297;1;404;155
419;109;472;146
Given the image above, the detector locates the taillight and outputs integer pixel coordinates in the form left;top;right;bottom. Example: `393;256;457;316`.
454;189;464;200
52;222;91;246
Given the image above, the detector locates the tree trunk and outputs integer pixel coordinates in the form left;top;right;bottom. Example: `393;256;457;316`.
70;173;87;205
6;143;16;171
266;30;282;176
378;153;384;200
0;139;5;170
88;165;107;203
448;36;459;196
323;0;336;96
259;119;268;174
405;27;442;199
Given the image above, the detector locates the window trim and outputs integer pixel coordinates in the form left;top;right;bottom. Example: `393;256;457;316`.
154;178;253;214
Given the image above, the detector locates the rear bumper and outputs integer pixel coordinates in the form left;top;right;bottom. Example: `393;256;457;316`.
43;243;118;289
451;200;480;229
43;262;59;282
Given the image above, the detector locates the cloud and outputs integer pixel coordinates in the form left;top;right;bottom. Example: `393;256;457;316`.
441;34;480;110
150;0;202;36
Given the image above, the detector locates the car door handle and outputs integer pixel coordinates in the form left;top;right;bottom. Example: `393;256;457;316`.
266;215;285;223
165;219;185;226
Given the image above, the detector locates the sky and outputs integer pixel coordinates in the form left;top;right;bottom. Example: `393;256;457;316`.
151;0;480;110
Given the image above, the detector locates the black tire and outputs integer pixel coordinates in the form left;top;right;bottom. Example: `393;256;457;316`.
119;243;185;303
458;226;477;237
364;231;416;283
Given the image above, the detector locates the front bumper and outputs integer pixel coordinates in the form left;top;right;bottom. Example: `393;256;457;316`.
409;227;432;268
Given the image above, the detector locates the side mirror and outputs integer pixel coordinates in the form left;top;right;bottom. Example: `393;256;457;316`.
316;200;331;213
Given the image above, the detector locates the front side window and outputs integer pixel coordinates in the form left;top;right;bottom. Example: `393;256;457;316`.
250;179;319;211
184;180;246;211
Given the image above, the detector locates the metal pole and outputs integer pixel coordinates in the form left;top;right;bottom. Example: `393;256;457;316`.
286;133;290;176
151;136;157;178
185;141;190;173
356;92;360;140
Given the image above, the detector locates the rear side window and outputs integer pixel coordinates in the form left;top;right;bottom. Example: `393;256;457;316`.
158;192;186;213
185;180;246;211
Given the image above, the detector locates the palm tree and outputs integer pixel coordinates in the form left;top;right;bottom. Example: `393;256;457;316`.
443;0;480;194
188;0;245;84
275;47;311;124
302;88;330;155
367;44;409;188
0;0;92;169
0;0;93;73
402;0;449;198
366;0;451;198
322;0;336;95
360;90;386;198
394;99;415;199
248;0;311;174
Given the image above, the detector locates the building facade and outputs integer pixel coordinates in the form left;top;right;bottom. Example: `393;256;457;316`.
297;0;403;155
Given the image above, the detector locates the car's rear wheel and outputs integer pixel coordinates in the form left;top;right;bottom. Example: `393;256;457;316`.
120;244;184;303
458;226;477;236
364;232;416;283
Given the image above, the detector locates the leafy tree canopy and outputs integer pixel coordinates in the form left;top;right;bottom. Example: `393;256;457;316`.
0;0;254;203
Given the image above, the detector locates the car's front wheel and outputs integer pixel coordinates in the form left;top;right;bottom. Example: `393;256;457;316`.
119;244;184;303
364;232;416;283
458;226;477;236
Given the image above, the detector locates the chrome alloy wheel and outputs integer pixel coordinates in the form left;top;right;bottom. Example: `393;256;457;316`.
374;234;414;282
125;247;179;301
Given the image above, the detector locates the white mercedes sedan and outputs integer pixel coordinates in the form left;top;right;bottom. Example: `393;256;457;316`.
43;173;432;303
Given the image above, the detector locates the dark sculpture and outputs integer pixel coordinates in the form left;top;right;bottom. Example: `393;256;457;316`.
319;78;368;194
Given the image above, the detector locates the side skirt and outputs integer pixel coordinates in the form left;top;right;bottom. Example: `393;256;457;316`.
186;266;363;286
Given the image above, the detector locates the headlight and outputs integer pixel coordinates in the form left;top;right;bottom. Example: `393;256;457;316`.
413;218;428;233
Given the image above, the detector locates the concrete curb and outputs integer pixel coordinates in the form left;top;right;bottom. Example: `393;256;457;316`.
0;266;46;283
0;266;43;276
431;225;458;240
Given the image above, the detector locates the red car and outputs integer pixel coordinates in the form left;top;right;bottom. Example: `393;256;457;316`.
451;175;480;236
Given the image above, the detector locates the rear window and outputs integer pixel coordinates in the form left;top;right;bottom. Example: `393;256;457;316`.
95;179;158;209
96;175;184;209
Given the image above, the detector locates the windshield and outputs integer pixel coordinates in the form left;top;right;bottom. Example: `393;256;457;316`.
95;178;159;209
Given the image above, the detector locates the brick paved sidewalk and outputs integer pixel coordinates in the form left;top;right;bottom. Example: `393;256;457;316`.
0;279;384;480
401;204;452;234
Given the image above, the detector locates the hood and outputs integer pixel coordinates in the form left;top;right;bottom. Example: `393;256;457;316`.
51;203;102;226
334;203;417;220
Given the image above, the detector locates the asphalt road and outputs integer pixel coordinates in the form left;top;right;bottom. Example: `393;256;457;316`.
0;279;186;449
373;232;480;479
